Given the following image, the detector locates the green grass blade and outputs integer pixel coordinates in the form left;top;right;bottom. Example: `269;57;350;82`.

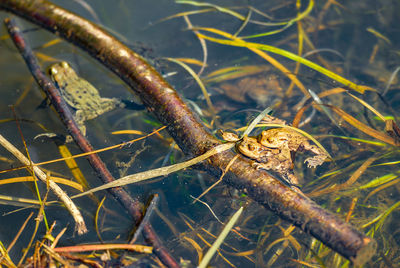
198;207;243;268
241;0;314;38
194;28;376;93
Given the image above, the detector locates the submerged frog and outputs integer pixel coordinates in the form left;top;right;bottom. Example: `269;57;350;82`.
219;74;284;107
49;61;123;135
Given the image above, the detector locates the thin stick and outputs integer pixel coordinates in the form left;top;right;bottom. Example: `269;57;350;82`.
130;194;159;244
192;154;240;203
4;18;177;267
6;212;33;253
0;134;87;235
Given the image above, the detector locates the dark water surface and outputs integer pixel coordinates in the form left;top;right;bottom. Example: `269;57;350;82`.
1;0;400;267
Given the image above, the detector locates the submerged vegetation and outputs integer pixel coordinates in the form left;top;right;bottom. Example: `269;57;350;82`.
0;0;399;267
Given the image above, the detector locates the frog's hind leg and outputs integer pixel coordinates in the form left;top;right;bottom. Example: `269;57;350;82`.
299;143;328;168
99;97;120;114
74;110;87;136
120;99;145;110
304;155;326;168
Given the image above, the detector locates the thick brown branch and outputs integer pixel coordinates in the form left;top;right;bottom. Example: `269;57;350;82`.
0;0;376;265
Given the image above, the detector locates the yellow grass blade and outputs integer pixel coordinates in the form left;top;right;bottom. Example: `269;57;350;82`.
35;52;59;62
324;135;386;147
198;207;243;268
95;196;106;241
58;145;89;190
367;27;391;45
174;57;205;66
111;130;146;135
241;107;272;137
363;201;400;230
241;0;314;38
204;65;271;83
199;28;309;95
373;160;400;166
0;194;42;206
194;27;376;93
0;176;83;192
158;8;214;22
183;237;203;265
327;105;398;146
39;38;62;49
176;1;246;20
165;57;216;117
357;173;397;190
0;241;16;267
363;178;400;202
347;92;387;121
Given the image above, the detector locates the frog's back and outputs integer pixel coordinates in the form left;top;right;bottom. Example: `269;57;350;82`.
48;61;122;134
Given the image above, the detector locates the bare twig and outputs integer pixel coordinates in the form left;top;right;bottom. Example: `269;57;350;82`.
4;18;178;267
0;134;87;234
130;194;160;244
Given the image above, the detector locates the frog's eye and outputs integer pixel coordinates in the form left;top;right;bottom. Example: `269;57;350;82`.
49;67;58;75
61;61;69;68
246;143;254;151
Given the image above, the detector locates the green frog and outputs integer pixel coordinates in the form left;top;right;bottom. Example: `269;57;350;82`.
49;61;123;135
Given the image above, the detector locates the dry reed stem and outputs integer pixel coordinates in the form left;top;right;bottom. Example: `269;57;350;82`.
0;134;87;234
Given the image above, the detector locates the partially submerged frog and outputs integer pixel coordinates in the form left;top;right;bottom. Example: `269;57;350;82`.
49;61;123;135
220;124;328;185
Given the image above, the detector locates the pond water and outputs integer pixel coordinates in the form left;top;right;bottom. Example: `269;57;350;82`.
0;0;400;267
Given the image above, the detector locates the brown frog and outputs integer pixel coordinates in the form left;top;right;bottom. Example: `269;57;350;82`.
220;124;328;185
258;128;328;168
236;133;297;185
220;130;296;184
220;74;283;107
